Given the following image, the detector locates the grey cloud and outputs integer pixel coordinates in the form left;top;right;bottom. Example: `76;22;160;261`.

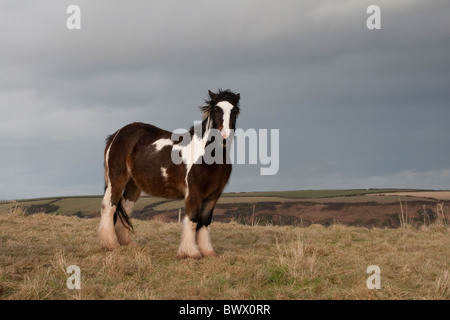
1;0;449;199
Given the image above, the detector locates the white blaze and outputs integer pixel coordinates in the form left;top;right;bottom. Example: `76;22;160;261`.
217;101;234;139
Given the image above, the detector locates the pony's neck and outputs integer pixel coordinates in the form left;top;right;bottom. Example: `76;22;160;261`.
184;117;229;164
187;117;227;151
189;117;212;140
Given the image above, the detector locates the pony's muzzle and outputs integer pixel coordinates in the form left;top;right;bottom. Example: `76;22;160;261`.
221;128;231;140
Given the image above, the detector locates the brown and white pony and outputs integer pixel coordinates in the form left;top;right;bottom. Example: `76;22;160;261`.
98;89;240;259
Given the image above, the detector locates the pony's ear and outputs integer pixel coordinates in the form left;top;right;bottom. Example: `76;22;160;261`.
230;93;240;105
208;90;217;101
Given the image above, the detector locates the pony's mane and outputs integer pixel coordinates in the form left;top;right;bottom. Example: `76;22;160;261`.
200;89;240;120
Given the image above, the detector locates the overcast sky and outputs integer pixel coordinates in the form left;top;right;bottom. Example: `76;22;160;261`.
1;0;449;200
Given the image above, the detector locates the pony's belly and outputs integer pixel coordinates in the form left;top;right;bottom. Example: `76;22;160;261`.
134;175;185;199
145;185;185;199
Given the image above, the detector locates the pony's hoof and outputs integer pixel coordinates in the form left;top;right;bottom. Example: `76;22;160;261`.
100;242;120;251
199;250;216;258
99;237;120;251
118;238;139;247
129;240;139;248
176;251;203;260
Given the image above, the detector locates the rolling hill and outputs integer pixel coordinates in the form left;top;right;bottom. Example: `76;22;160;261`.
1;189;449;228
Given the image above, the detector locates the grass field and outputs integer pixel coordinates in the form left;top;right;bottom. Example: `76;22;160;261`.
1;206;449;300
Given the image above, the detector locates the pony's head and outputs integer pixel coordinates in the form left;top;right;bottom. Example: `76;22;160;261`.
201;89;240;139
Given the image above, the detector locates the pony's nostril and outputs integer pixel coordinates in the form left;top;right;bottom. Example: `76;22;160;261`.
222;128;231;139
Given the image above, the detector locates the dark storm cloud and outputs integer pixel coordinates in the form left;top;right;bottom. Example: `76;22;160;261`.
0;0;449;198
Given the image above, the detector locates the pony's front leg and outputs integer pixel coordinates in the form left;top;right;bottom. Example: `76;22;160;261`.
177;216;203;259
177;196;203;259
196;199;218;257
196;226;215;257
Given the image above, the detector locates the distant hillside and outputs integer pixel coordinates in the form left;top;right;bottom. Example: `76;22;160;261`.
1;189;449;228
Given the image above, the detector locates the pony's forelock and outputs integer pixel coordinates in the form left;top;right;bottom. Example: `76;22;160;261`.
200;89;240;119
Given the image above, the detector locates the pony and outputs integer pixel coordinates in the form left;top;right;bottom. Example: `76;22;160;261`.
98;89;240;259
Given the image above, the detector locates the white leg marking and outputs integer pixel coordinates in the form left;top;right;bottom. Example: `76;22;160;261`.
196;226;215;257
101;182;112;207
177;216;202;259
98;185;119;250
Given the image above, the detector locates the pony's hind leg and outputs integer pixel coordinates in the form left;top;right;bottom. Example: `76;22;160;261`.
115;179;140;246
98;183;121;250
98;173;130;250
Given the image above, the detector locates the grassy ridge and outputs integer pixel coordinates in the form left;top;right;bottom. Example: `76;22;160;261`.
0;209;449;300
222;189;410;198
0;189;421;216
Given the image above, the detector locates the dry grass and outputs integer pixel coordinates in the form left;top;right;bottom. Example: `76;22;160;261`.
0;205;449;300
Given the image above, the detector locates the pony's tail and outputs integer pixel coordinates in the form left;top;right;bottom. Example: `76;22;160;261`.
113;200;134;232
